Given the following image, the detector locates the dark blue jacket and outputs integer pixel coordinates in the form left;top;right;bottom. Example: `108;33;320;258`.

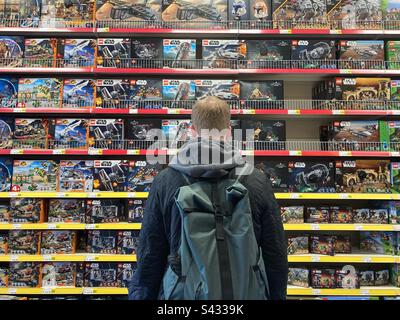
128;166;288;300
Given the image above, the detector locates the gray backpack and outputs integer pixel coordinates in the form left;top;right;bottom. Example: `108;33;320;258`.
162;167;270;300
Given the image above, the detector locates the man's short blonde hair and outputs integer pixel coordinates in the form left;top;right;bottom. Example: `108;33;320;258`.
191;96;231;131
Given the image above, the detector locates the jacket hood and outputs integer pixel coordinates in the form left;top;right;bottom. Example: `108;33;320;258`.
168;138;245;178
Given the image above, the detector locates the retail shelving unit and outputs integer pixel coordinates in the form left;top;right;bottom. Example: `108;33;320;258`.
1;17;400;300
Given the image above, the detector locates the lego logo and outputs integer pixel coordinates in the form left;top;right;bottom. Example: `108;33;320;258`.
163;40;170;45
346;41;357;46
123;231;131;235
104;39;115;44
102;80;114;85
92;200;100;205
298;41;309;46
336;78;343;85
136;80;147;85
203;40;209;45
340;121;351;127
133;200;142;204
294;162;306;168
136;161;147;167
91;263;99;267
169;40;181;45
393;164;400;169
343;161;356;167
343;79;356;85
292;40;298;45
200;80;212;86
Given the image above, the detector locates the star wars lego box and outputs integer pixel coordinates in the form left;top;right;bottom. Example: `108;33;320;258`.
125;118;161;142
202;39;247;69
162;79;196;107
334;235;352;253
97;38;131;69
117;263;136;288
86;230;118;254
391;80;400;102
9;262;40;287
24;38;57;68
96;0;161;25
335;265;359;289
288;161;335;193
255;160;289;191
288;268;309;288
85;199;126;223
195;79;240;101
17;78;62;109
162;0;227;24
127;160;160;192
330;206;353;223
9;198;44;223
8;230;40;254
0;77;18;108
272;0;328;29
0;267;7;287
327;0;382;30
335;160;391;193
41;262;76;287
93;160;131;192
242;120;286;150
305;206;331;223
353;208;371;224
58;38;97;67
84;262;119;287
0;158;12;192
311;268;336;289
360;270;375;286
0;203;9;222
129;79;163;109
339;40;385;69
287;236;309;255
117;230;139;254
246;40;291;67
88;118;124;149
163;39;197;69
310;235;335;256
41;0;95;27
13;118;49;149
369;208;389;224
0;36;24;67
58;160;93;192
291;40;336;69
0;117;13;150
40;230;77;254
62;79;96;109
360;231;395;255
11;159;59;192
128;199;146;223
96;79;130;109
48;119;89;150
280;206;304;224
161;119;193;145
239;80;284;109
131;38;163;68
375;269;390;285
0;231;7;254
48;199;86;223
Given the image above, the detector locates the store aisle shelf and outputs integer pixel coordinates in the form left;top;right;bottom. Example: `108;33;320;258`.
0;287;128;295
284;224;400;231
287;286;400;296
0;254;137;262
288;254;399;264
0;223;142;230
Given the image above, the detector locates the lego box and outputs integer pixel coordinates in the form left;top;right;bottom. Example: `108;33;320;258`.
129;79;163;109
0;267;7;287
246;40;291;67
161;119;193;144
96;79;130;109
330;207;353;224
62;79;96;108
13;118;49;149
162;0;227;23
305;207;330;223
40;230;77;254
195;79;240;101
162;79;196;107
242;120;286;142
48;199;86;223
239;80;284;109
9;262;40;288
117;230;140;254
202;39;246;69
88;118;124;149
84;262;119;287
0;117;13;149
17;78;62;109
280;206;304;224
97;38;131;68
58;160;93;192
288;161;335;193
384;0;400;22
0;231;8;254
0;158;12;192
327;0;382;29
335;265;359;289
128;199;146;223
291;40;336;69
334;78;391;102
391;162;400;193
131;38;163;64
163;39;197;69
117;263;136;288
288;268;309;288
48;119;89;150
41;262;76;287
41;0;95;27
127;160;160;192
0;36;24;67
125;118;161;145
11;160;59;192
360;232;395;255
85;199;126;224
310;235;335;256
0;203;9;223
24;38;58;68
86;230;118;254
8;230;40;254
272;0;327;29
339;40;385;69
287;236;308;255
93;160;131;192
96;0;162;24
335;160;391;193
387;41;400;69
255;160;289;191
311;269;336;289
59;38;97;67
334;235;352;254
0;77;18;108
391;80;400;102
9;198;44;223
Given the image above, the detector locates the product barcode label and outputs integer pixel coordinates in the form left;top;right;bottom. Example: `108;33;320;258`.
85;255;98;262
42;288;55;294
354;225;363;231
288;110;300;115
311;224;320;231
332;110;345;115
53;149;65;155
167;109;180;114
339;151;351;157
86;224;97;230
88;149;102;155
290;194;300;199
47;224;57;229
10;149;23;155
42;255;55;261
280;29;292;34
360;289;370;295
312;289;321;295
12;224;22;230
289;151;302;156
10;255;19;262
7;288;17;294
311;256;320;262
83;288;95;295
127;150;140;155
363;257;372;263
